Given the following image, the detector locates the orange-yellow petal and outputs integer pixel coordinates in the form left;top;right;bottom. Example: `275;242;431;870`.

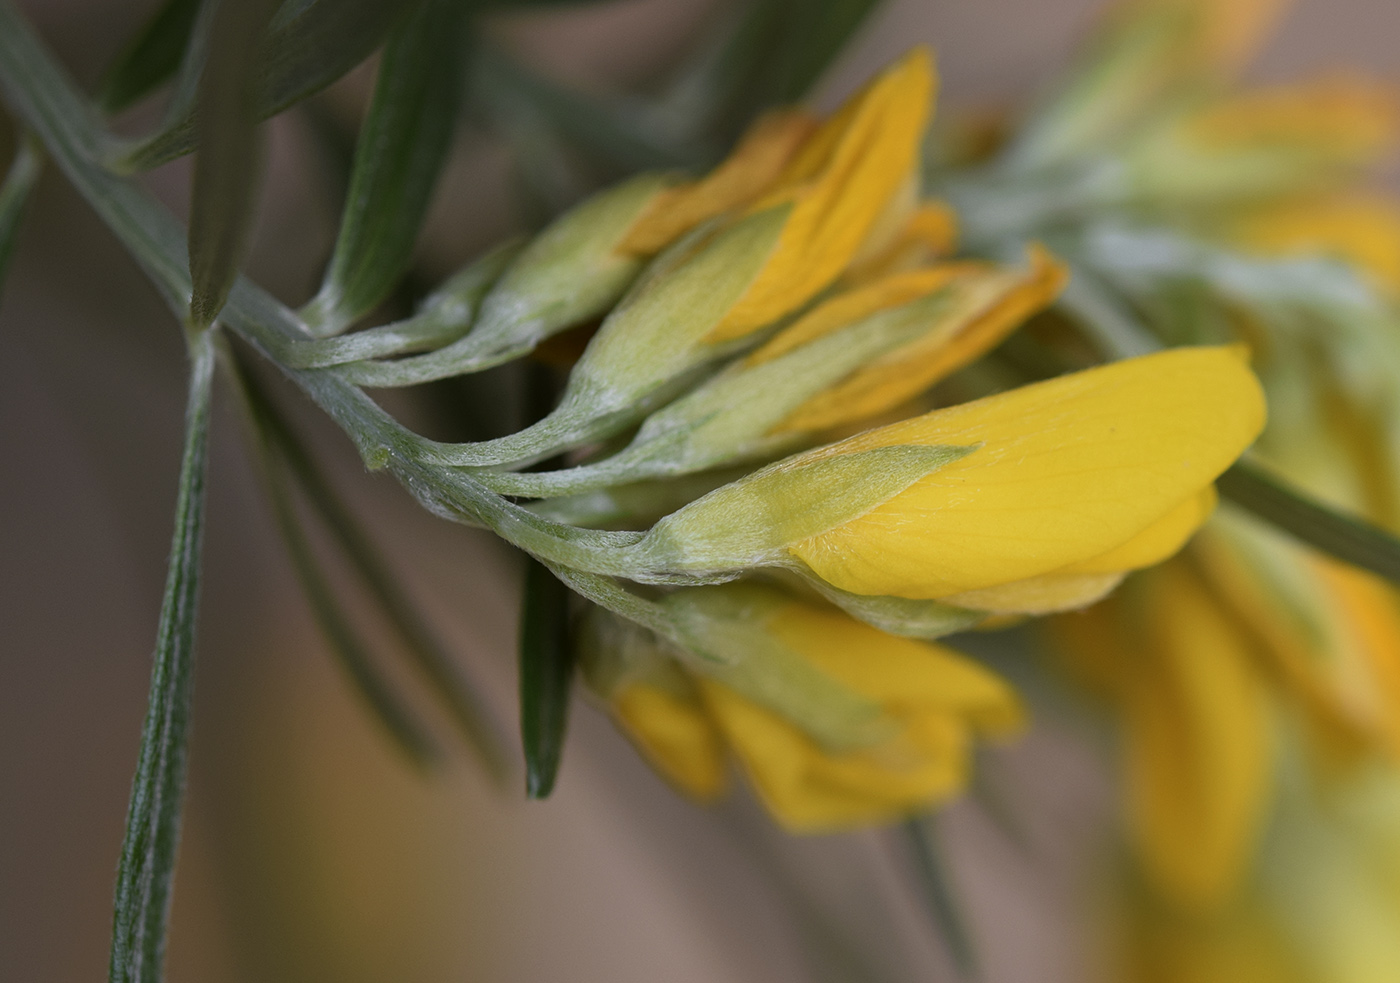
613;683;729;801
705;48;937;342
773;245;1068;434
618;110;819;256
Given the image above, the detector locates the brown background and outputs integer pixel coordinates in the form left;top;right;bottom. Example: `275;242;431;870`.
2;0;1397;980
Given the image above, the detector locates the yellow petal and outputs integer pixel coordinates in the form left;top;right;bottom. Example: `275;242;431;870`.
1187;73;1400;161
845;200;960;280
774;245;1068;434
941;571;1125;615
705;48;937;342
764;602;1024;734
697;677;970;832
1124;561;1273;911
1312;557;1400;760
618;110;819;256
745;263;980;367
1230;192;1400;295
1057;484;1217;575
790;346;1266;599
613;683;729;801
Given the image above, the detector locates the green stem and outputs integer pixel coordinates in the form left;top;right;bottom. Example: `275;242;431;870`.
108;329;214;983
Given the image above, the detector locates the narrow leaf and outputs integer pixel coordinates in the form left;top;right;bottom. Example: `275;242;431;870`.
97;0;203;114
301;0;466;335
123;0;422;171
108;330;215;983
0;132;41;305
519;556;574;798
1218;461;1400;586
902;817;978;979
186;0;278;329
239;355;509;780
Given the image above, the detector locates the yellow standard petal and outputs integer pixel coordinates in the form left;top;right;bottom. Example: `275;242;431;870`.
705;48;936;342
790;346;1266;599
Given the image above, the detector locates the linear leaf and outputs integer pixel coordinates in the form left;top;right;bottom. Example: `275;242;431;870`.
186;0;279;329
519;556;574;798
108;330;215;983
122;0;422;171
301;0;466;335
0;132;41;305
902;817;978;979
239;354;509;779
1218;461;1400;586
227;348;441;767
97;0;203;114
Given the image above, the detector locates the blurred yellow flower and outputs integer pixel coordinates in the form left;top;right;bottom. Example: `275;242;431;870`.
582;588;1022;832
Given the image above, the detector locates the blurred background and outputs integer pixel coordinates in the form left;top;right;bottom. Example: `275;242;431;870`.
2;0;1397;980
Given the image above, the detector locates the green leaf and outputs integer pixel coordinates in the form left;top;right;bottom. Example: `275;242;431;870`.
519;556;574;798
186;0;279;329
903;816;978;979
96;0;203;114
301;0;467;335
1218;460;1400;587
108;330;215;983
121;0;424;171
0;132;41;305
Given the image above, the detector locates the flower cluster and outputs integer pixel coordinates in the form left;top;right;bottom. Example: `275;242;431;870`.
340;45;1268;829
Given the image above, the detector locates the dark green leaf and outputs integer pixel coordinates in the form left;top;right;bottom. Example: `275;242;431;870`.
186;0;279;328
473;40;701;175
301;0;467;335
123;0;423;171
1219;461;1400;586
108;330;215;983
519;556;574;798
0;132;41;306
97;0;203;114
902;817;978;979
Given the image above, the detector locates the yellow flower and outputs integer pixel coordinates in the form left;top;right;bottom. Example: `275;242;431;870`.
1054;558;1274;912
581;586;1022;832
1229;191;1400;296
1009;0;1286;168
1128;74;1400;205
635;347;1264;617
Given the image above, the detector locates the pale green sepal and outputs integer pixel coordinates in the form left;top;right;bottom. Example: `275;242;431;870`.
485;290;952;498
630;443;978;579
418;208;789;467
333;172;676;387
799;575;985;639
278;239;521;368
